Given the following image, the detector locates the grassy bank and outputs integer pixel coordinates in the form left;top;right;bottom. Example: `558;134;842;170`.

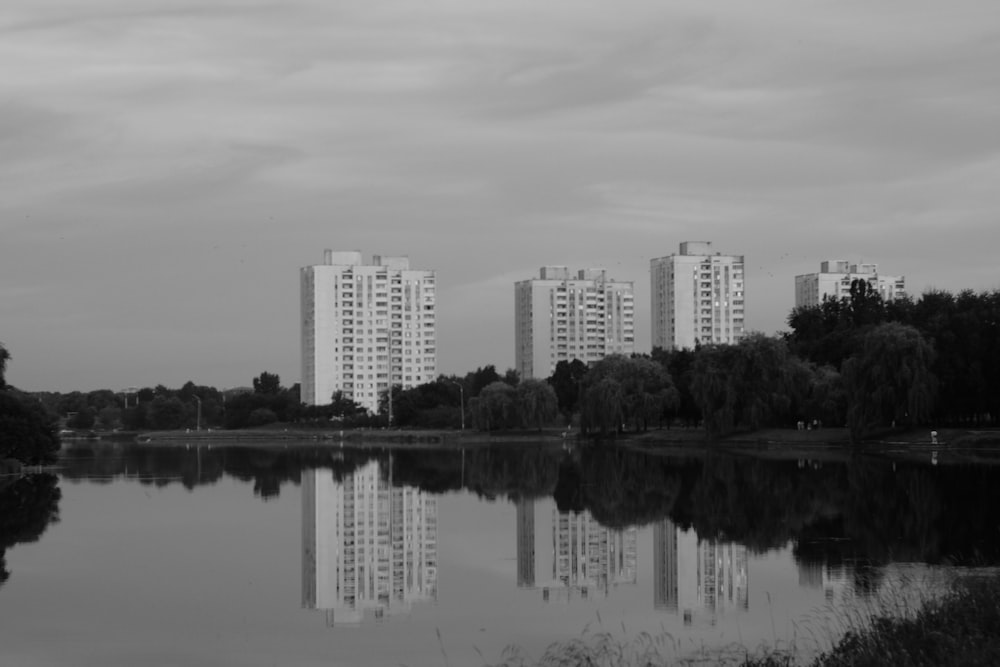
800;573;1000;667
124;424;1000;464
483;574;1000;667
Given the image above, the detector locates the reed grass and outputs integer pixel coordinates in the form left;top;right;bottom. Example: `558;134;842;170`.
481;572;1000;667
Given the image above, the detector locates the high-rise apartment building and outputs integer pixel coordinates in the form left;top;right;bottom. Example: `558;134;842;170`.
300;250;436;414
650;242;746;350
794;260;906;308
514;267;634;380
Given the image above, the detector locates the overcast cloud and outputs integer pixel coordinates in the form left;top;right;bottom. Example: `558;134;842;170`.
3;0;999;392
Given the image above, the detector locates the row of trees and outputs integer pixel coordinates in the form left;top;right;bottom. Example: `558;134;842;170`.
30;382;229;432
568;285;997;440
309;287;950;439
5;283;995;444
787;285;1000;428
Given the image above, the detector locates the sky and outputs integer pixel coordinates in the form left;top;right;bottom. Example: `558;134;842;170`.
2;0;999;393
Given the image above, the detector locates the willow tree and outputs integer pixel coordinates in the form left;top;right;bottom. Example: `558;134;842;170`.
516;379;558;430
842;322;936;441
580;377;624;436
797;361;847;428
691;343;740;435
691;334;801;437
471;381;517;431
579;355;678;435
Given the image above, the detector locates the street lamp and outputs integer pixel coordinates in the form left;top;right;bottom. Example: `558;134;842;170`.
449;380;465;430
386;384;394;428
193;395;202;431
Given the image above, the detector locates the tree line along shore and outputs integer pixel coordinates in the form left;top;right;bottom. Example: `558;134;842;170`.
4;284;1000;464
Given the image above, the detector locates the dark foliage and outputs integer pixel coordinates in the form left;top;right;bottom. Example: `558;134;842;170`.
0;390;60;465
788;288;1000;427
813;576;1000;667
384;379;462;429
651;346;701;427
252;371;282;395
547;359;589;419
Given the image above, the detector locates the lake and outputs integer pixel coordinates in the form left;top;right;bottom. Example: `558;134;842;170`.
2;440;999;666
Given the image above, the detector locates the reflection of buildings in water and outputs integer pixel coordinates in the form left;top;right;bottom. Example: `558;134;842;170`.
653;519;678;612
697;540;748;614
516;497;535;588
796;559;853;602
798;560;824;588
516;498;637;602
654;519;749;621
302;461;438;626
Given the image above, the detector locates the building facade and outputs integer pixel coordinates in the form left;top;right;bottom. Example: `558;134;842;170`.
650;242;746;351
514;266;634;380
794;260;906;308
300;250;436;413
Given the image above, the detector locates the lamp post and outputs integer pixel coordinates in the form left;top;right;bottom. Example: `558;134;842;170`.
449;380;465;430
193;395;202;431
386;383;394;428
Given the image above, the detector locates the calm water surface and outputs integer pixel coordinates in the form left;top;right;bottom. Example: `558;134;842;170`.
1;441;998;666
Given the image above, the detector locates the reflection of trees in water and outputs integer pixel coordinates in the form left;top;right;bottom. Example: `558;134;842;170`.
60;444;367;500
842;462;944;564
463;447;559;500
577;448;685;529
57;443;1000;569
0;474;61;587
59;444;564;503
682;456;846;553
569;449;1000;571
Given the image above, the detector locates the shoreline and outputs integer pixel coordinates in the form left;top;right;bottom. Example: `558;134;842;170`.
71;425;1000;464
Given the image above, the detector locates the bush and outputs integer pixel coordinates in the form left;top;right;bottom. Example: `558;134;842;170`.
247;408;278;427
813;575;1000;667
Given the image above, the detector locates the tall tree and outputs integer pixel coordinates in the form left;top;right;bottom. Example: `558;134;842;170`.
546;359;588;420
652;347;701;428
468;365;501;397
252;372;282;395
0;342;9;389
786;282;888;371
